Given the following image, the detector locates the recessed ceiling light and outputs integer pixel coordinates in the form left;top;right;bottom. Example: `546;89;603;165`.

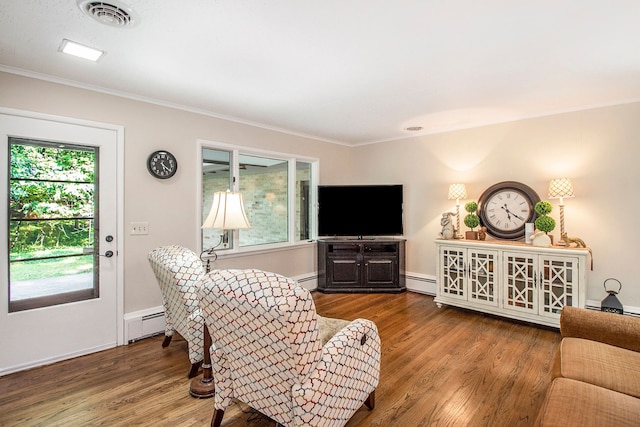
405;126;424;131
59;39;104;62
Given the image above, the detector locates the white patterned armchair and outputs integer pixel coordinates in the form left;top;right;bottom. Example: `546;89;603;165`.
197;269;381;427
148;245;205;378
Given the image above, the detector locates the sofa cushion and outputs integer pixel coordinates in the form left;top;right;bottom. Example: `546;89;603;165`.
317;315;350;346
537;378;640;427
561;306;640;352
555;337;640;398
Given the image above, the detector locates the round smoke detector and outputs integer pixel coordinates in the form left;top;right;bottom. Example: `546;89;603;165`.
77;0;139;28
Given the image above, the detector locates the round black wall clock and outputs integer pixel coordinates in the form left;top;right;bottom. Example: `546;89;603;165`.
147;150;177;179
478;181;540;240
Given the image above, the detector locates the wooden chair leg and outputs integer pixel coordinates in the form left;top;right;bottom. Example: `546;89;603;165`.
211;409;224;427
161;334;172;348
364;390;375;410
188;360;203;379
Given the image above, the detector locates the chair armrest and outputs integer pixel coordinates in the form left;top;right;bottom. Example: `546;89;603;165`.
560;306;640;352
291;318;380;424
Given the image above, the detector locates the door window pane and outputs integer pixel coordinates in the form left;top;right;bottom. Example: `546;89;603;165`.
8;139;98;312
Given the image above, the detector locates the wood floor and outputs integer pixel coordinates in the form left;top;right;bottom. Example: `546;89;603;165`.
0;292;560;427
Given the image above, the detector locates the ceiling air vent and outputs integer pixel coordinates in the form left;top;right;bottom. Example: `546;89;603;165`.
77;0;138;28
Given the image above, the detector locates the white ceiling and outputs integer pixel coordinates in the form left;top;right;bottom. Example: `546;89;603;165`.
1;1;640;146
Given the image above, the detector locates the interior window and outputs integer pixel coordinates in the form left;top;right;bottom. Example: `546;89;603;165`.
200;144;317;252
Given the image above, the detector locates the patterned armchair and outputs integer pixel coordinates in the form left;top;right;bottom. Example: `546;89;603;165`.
197;269;380;427
147;245;205;378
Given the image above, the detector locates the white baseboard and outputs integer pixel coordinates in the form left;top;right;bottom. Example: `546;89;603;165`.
302;273;640;318
586;299;640;317
292;271;436;295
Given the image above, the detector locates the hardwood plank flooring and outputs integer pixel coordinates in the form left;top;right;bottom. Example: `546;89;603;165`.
0;292;560;426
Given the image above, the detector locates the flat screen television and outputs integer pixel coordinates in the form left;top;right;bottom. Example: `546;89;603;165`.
317;185;403;238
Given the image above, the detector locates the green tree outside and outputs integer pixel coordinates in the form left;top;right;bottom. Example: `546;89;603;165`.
9;141;96;281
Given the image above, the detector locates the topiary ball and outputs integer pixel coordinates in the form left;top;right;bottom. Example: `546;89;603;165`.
535;215;556;233
535;201;553;215
464;213;480;229
464;201;478;213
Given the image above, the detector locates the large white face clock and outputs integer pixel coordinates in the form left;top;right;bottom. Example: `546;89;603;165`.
478;182;540;240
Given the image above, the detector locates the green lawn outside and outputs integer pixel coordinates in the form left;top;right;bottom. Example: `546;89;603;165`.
10;249;93;281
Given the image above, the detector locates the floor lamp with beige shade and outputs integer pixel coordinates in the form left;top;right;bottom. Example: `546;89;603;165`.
192;190;251;398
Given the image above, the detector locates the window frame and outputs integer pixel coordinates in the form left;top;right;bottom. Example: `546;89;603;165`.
197;139;319;258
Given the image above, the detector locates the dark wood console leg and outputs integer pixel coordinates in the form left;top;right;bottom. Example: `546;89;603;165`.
190;324;215;398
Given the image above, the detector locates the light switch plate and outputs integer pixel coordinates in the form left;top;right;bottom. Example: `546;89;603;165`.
130;222;149;235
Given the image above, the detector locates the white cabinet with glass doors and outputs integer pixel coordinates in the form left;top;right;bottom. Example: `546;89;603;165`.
435;240;589;327
436;245;499;308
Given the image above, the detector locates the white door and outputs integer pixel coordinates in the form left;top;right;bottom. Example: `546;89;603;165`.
0;109;123;375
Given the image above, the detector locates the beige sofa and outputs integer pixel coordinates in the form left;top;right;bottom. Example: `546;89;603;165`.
536;306;640;426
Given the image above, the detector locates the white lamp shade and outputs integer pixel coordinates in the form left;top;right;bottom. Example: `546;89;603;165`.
548;178;575;199
448;183;467;200
202;191;251;230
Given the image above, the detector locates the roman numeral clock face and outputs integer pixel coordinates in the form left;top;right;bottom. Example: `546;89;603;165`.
478;182;540;240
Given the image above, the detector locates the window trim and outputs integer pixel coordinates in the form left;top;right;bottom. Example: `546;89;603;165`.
197;139;319;258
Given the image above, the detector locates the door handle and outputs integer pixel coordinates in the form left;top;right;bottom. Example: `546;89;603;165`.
101;250;114;258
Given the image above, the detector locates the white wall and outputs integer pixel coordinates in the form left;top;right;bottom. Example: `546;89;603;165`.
351;103;640;307
0;72;353;314
2;71;639;313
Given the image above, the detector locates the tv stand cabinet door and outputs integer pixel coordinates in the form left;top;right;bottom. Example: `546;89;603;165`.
364;257;397;288
326;256;361;290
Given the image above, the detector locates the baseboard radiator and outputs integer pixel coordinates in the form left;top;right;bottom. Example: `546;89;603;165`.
405;273;437;295
124;307;165;343
292;273;317;291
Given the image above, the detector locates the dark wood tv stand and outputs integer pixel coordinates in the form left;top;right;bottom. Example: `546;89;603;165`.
317;238;406;293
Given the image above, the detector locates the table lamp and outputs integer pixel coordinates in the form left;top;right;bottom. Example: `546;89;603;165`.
548;178;574;246
448;183;467;239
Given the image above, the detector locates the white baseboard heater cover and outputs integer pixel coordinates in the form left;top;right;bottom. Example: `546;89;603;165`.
125;308;165;343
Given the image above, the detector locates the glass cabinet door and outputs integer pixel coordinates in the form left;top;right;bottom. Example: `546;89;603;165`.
439;247;466;300
468;249;498;307
503;252;537;315
539;255;578;318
